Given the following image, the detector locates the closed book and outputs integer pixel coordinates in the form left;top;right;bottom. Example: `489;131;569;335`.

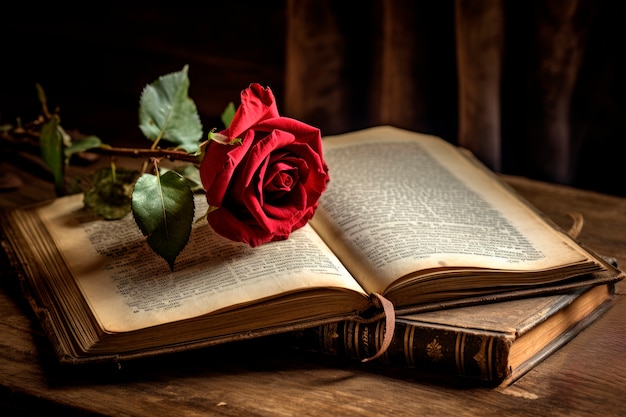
287;283;615;386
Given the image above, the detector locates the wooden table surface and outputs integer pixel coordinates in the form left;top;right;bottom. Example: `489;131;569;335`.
0;154;625;417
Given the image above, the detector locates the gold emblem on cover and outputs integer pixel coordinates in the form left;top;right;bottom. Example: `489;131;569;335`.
426;339;444;362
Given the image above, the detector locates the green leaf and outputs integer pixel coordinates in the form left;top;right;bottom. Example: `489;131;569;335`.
35;83;47;104
131;170;195;270
83;167;140;219
163;164;203;193
221;102;236;128
35;83;48;113
138;65;203;153
64;135;102;162
39;116;65;196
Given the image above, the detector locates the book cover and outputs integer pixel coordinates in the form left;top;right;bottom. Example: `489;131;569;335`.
287;283;615;386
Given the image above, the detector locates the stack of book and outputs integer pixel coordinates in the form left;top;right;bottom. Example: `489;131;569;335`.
0;126;622;386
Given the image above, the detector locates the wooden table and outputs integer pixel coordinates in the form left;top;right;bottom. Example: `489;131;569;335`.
1;154;625;416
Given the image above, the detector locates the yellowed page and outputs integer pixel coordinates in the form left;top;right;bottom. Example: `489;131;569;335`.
310;126;598;295
37;194;366;333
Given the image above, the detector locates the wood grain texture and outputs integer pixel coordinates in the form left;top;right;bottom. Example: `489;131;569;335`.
1;161;625;416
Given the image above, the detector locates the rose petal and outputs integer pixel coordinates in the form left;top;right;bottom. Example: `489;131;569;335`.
227;84;279;140
208;207;276;247
199;84;329;247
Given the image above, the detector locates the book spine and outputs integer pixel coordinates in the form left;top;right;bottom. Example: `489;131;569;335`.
292;320;512;383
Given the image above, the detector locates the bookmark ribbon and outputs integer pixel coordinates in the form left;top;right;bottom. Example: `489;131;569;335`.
362;293;396;363
565;211;584;239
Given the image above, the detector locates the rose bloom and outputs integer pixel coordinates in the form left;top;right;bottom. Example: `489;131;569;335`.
199;83;330;247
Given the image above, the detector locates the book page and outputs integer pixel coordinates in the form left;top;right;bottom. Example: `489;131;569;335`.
36;194;367;332
310;126;597;295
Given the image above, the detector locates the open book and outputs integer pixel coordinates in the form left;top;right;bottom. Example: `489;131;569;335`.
0;126;622;365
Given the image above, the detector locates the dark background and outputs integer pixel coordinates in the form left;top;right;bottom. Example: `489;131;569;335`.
1;1;625;196
0;2;287;146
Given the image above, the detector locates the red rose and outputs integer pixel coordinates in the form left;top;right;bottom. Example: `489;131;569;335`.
199;83;330;247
